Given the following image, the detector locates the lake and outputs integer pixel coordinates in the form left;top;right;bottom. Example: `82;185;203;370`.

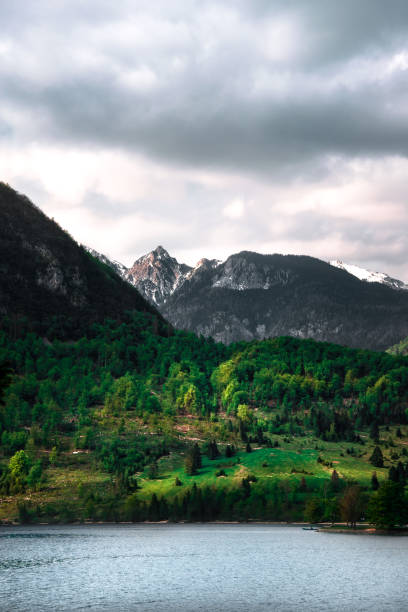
0;524;407;611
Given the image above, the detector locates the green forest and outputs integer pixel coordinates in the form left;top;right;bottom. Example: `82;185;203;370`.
1;309;408;529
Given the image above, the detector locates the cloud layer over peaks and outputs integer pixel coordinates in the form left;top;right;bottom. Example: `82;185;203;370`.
1;1;408;279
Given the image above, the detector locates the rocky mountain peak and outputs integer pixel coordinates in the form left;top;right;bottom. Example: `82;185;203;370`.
125;246;192;305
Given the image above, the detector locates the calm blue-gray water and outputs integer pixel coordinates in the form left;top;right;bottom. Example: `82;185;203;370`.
0;524;407;611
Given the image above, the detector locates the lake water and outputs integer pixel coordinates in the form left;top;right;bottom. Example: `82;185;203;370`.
0;524;407;611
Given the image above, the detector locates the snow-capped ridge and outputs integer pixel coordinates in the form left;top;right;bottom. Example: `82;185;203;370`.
330;260;408;290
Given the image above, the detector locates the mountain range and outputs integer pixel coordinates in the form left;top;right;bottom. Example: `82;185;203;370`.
1;182;408;351
88;245;408;351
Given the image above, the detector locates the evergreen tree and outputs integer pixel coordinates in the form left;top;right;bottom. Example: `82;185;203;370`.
207;440;220;460
330;469;341;492
370;446;384;468
388;465;398;483
371;472;379;491
368;481;407;529
184;444;201;476
369;422;380;442
184;452;196;476
397;461;406;485
192;443;202;469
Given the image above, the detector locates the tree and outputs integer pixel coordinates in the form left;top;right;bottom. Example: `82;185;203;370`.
185;453;196;476
388;465;398;483
49;446;58;466
8;450;30;493
27;460;43;490
397;461;406;486
330;469;341;492
304;498;322;524
225;445;234;458
192;443;201;469
9;450;29;479
370;446;384;468
299;476;308;492
368;481;407;529
323;497;340;524
339;485;364;528
147;462;158;480
369;422;380;442
206;440;220;460
184;443;201;476
371;472;379;491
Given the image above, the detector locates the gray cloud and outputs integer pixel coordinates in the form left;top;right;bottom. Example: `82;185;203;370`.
2;0;408;177
1;1;408;279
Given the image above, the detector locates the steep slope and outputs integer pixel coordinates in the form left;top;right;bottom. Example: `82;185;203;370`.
84;246;128;279
161;251;408;350
0;183;160;338
330;260;408;290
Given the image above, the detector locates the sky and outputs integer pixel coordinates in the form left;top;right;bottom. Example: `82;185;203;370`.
1;1;408;280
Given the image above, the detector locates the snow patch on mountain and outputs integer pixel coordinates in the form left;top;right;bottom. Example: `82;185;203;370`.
330;260;408;290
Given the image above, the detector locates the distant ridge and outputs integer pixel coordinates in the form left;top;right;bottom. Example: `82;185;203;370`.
329;260;408;291
88;245;408;350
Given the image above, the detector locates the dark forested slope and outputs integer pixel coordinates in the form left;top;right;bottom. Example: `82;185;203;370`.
0;183;160;338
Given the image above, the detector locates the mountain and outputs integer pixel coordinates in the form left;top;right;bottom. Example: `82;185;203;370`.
329;260;408;290
0;183;160;338
159;251;408;350
126;246;193;305
87;245;408;350
88;245;220;306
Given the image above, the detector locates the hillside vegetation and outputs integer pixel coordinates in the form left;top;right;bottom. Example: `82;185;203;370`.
388;336;408;357
1;314;408;525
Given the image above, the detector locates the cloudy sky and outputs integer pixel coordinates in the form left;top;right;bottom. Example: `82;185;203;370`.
1;1;408;279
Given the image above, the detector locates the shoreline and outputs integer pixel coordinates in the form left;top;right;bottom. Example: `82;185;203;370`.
317;527;408;536
3;520;406;534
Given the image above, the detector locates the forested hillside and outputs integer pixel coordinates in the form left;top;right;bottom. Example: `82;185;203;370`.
1;315;408;526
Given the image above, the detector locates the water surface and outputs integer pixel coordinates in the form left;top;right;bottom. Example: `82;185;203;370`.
0;524;407;611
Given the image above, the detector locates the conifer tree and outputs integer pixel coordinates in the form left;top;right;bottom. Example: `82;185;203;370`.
371;472;379;491
370;446;384;468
